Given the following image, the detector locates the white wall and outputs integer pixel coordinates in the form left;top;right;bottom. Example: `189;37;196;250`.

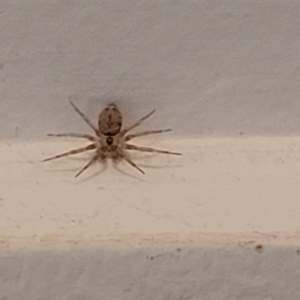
1;0;300;139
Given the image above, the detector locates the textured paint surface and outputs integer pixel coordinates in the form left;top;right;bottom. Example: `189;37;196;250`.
0;1;300;139
1;236;300;300
1;137;300;237
1;0;300;298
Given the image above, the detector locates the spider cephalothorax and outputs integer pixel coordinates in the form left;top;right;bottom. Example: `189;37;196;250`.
44;101;181;177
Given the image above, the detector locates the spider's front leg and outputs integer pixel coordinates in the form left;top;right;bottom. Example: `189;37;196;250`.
121;109;156;136
47;132;97;142
69;101;100;136
124;129;172;142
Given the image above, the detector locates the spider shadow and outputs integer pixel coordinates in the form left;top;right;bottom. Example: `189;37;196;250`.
125;152;183;171
77;159;145;183
43;148;181;182
137;162;182;170
76;161;109;184
43;155;103;176
44;156;145;183
112;159;146;182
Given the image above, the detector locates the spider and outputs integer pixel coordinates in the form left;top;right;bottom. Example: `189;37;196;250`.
43;101;181;177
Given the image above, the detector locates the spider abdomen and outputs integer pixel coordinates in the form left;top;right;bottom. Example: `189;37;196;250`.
98;103;122;136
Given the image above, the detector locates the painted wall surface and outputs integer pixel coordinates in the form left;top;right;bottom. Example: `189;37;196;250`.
1;2;300;299
1;1;300;139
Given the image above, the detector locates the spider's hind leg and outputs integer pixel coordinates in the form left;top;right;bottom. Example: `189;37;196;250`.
75;154;99;177
117;149;145;174
124;143;181;156
43;144;97;162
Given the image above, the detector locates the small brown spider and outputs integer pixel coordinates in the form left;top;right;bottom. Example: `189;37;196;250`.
44;101;181;177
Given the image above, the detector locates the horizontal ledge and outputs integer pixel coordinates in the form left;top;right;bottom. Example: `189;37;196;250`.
0;232;300;249
1;137;300;238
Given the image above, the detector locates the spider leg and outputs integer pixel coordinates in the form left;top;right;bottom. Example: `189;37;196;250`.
75;154;99;178
124;129;171;142
118;149;145;174
124;143;181;155
47;133;97;142
69;101;100;136
43;144;96;162
121;109;156;135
